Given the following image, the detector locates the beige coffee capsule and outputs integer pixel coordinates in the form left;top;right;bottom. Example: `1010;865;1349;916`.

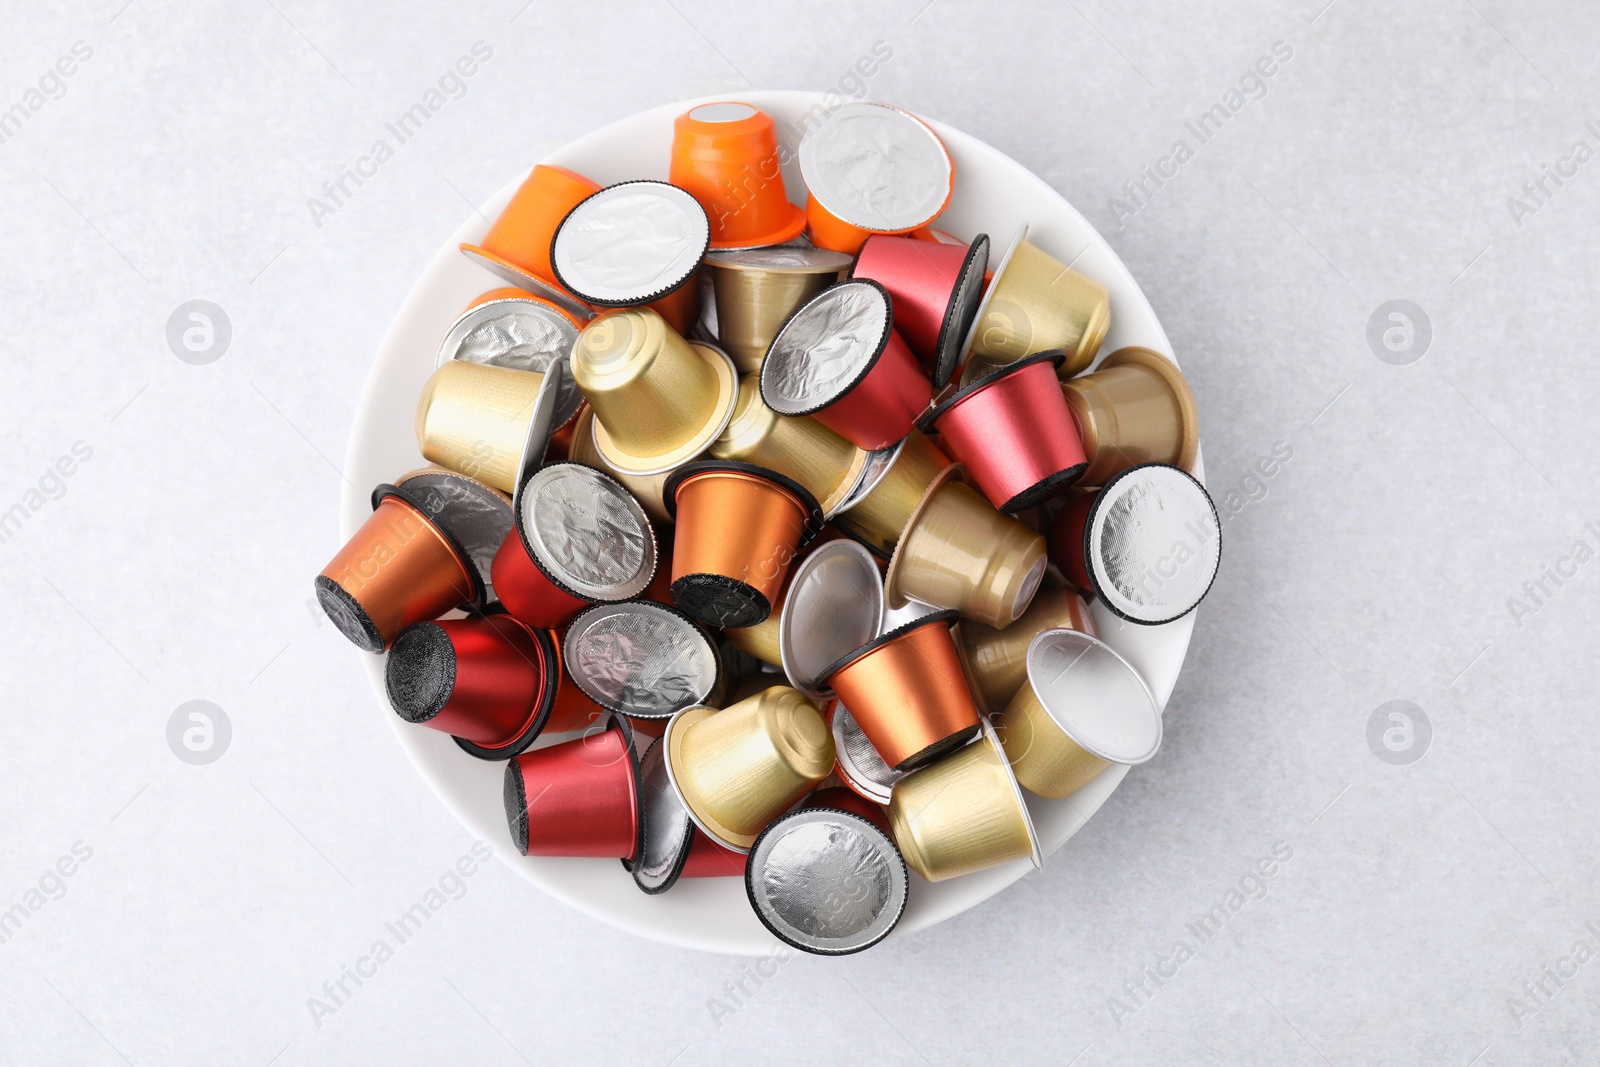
888;720;1040;882
883;465;1048;629
704;247;854;373
957;584;1097;714
993;628;1162;799
662;685;835;851
1061;346;1199;489
414;360;560;494
962;223;1109;380
710;374;868;517
833;430;951;558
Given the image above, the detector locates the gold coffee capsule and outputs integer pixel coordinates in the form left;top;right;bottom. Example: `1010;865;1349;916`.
1061;346;1199;488
888;721;1040;882
414;360;560;495
884;465;1048;629
994;628;1162;799
710;374;868;517
662;685;835;851
571;308;738;477
956;584;1097;714
962;223;1110;379
567;406;671;523
833;430;951;558
704;247;854;373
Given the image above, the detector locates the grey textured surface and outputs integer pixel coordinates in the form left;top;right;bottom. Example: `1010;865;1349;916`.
1;1;1597;1064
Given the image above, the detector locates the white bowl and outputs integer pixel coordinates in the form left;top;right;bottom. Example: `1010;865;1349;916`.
341;91;1201;955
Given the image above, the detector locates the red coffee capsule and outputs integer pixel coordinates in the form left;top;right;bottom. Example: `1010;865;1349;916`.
503;718;641;862
386;613;556;759
852;233;990;388
680;830;748;878
920;351;1087;513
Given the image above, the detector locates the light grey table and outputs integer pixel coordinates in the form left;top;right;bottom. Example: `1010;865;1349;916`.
1;1;1595;1063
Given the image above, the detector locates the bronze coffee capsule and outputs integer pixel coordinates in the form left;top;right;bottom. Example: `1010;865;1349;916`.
821;610;980;772
994;628;1162;798
570;308;738;477
391;468;513;604
710;373;868;517
414;358;564;495
777;540;885;699
1051;463;1221;625
704;247;854;373
956;584;1097;714
883;465;1048;629
962;223;1110;380
316;484;482;653
832;430;951;559
1061;346;1199;489
745;806;908;955
662;685;835;852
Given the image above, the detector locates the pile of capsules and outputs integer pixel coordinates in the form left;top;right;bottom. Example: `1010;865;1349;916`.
316;100;1220;956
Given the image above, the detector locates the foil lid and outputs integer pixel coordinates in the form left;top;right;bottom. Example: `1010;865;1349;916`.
745;807;908;955
565;601;720;719
437;299;583;428
760;281;891;415
1087;463;1221;625
778;541;884;697
392;470;512;602
1025;628;1162;764
551;181;710;305
832;702;903;805
632;736;695;893
520;463;656;601
796;102;952;232
707;247;855;274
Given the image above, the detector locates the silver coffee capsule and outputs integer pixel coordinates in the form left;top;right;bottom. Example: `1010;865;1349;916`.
436;294;584;430
831;702;903;805
631;735;696;894
1086;463;1220;625
518;462;657;602
564;601;721;719
392;469;513;602
796;101;953;234
550;181;710;307
778;540;884;698
745;806;908;955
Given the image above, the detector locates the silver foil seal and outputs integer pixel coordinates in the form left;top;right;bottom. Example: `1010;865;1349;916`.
565;601;720;718
706;247;855;273
551;181;709;304
437;298;582;428
779;541;884;697
796;102;951;232
393;471;513;601
761;282;890;414
520;463;655;601
1025;629;1162;764
835;437;906;515
746;807;907;955
633;736;695;893
1088;464;1220;625
831;703;902;805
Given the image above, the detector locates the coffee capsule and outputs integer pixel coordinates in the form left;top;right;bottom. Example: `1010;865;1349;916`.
543;625;611;735
414;357;564;495
551;180;710;333
459;163;600;319
563;600;722;722
437;289;587;433
957;584;1097;714
722;574;788;668
680;830;749;878
491;462;658;629
745;806;908;955
821;610;980;772
630;735;698;893
386;613;556;759
832;430;951;559
1061;346;1199;489
883;465;1048;629
962;223;1110;379
777;540;884;698
920;351;1087;513
803;786;892;836
888;720;1041;882
1051;463;1220;625
316;484;481;653
670;102;807;250
995;628;1162;798
662;686;834;852
853;232;989;387
566;406;671;523
571;309;738;477
710;373;868;517
663;460;823;629
704;247;854;373
759;280;932;451
391;468;513;604
503;718;641;860
829;702;905;806
797;102;954;255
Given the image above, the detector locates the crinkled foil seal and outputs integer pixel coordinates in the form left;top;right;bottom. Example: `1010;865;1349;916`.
832;703;903;805
521;464;655;600
564;602;719;718
439;301;582;427
552;182;709;304
796;102;951;231
394;471;513;600
761;282;889;414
